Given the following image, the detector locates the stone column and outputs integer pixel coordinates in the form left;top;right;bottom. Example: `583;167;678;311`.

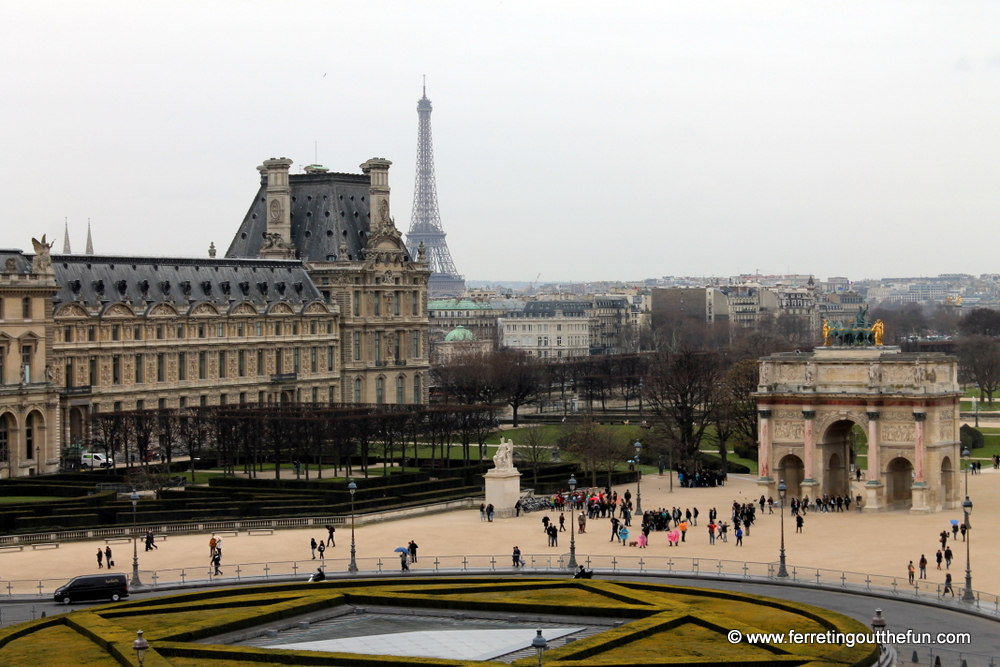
758;408;772;481
913;412;926;483
865;412;879;482
802;410;817;486
911;411;931;514
260;157;295;259
864;411;882;512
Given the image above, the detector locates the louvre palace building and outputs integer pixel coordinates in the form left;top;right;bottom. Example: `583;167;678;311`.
0;157;430;477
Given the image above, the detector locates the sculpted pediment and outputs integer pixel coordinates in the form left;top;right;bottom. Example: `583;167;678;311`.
304;302;329;315
229;302;258;316
101;303;136;318
55;303;90;318
189;302;221;317
267;302;294;315
147;302;179;317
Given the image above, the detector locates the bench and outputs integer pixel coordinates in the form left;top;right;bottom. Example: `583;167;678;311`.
210;531;239;537
31;543;59;550
247;529;274;536
0;545;24;553
104;537;132;544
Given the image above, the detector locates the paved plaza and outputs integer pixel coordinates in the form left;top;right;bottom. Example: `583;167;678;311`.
0;466;996;595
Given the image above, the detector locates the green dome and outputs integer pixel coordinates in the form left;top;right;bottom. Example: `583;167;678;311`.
444;325;476;342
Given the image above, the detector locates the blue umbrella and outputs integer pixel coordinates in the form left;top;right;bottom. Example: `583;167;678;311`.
950;519;959;526
394;547;409;554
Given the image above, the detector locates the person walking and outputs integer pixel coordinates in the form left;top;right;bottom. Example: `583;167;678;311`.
795;515;804;533
512;546;522;568
214;535;223;559
734;527;743;546
310;538;318;559
692;507;699;526
96;548;104;569
400;550;409;572
408;540;418;563
943;573;954;596
486;504;495;522
935;550;943;570
919;555;927;579
480;503;487;521
559;513;566;532
515;500;522;517
907;561;915;584
678;520;688;543
317;542;325;560
960;523;967;542
707;522;717;545
578;511;587;534
209;534;218;558
212;551;223;576
326;524;336;547
144;531;157;552
618;525;629;546
609;517;620;542
944;546;953;569
105;546;113;568
542;515;551;533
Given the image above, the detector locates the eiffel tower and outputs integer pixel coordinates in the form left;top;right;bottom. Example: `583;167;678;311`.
406;81;466;298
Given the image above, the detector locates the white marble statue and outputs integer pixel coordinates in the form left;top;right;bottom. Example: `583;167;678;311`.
492;437;514;471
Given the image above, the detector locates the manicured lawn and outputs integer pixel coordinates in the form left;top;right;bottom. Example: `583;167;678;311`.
0;496;64;504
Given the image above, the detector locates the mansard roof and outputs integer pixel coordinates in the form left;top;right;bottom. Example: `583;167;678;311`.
49;254;323;311
226;171;392;263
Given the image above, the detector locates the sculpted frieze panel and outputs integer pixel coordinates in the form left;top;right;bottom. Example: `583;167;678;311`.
773;420;805;441
880;423;915;443
776;365;803;382
880;410;911;423
881;366;912;385
938;421;956;442
772;409;800;420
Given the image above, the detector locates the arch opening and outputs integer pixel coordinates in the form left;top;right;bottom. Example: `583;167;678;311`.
777;454;805;499
886;457;914;509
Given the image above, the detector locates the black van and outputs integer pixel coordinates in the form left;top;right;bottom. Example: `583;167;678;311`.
53;573;129;604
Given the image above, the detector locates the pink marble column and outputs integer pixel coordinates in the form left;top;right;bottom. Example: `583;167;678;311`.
866;411;879;483
913;412;926;483
802;410;816;482
758;408;772;479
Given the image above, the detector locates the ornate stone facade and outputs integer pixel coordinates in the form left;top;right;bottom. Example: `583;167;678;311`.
755;346;961;514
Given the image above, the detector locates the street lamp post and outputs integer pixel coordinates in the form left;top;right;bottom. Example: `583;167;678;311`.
531;629;547;667
974;384;980;428
633;439;642;514
130;489;142;587
567;474;578;570
961;447;974;602
132;629;149;666
776;480;788;578
348;480;358;574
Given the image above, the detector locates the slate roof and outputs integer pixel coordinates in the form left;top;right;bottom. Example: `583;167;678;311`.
225;171;401;263
519;300;591;317
49;254;323;310
0;249;32;274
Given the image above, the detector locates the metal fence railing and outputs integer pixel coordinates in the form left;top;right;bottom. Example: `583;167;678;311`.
2;552;999;617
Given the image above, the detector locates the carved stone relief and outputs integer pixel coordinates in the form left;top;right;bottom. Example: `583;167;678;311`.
880;423;915;443
773;421;805;441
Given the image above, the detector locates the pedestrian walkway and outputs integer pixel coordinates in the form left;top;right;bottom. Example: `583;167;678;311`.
0;470;996;598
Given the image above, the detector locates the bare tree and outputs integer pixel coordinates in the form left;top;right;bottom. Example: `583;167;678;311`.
643;348;724;469
561;418;631;487
516;424;553;486
957;335;1000;403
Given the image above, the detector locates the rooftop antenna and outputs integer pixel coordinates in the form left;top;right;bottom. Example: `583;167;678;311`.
423;74;426;97
314;141;318;165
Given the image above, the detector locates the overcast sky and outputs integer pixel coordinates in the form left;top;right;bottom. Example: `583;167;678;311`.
2;2;998;283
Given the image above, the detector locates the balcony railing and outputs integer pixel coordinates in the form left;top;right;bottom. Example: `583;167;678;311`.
270;373;297;383
60;385;93;396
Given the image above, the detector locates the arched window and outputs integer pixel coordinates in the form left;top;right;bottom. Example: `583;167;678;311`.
376;377;384;405
0;414;9;463
353;378;362;404
396;376;404;404
24;412;34;460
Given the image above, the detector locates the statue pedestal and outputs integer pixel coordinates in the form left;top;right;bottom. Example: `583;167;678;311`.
484;468;522;519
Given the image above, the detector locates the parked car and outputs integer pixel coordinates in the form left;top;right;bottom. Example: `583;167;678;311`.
53;573;128;605
81;452;113;468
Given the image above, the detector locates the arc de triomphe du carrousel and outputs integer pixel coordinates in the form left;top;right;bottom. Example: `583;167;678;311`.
755;313;961;514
